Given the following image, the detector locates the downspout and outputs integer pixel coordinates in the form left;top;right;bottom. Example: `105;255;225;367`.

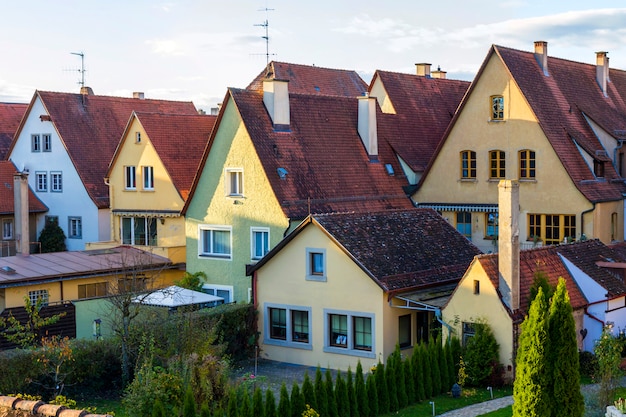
584;306;605;326
580;204;595;240
613;140;625;176
104;177;115;242
435;309;454;335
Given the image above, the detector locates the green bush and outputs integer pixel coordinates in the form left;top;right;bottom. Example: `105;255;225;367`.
66;338;123;396
197;303;258;361
0;349;42;394
38;217;66;253
463;319;501;386
579;351;598;380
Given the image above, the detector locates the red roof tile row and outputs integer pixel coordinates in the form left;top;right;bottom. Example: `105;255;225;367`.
0;161;47;215
0;103;27;160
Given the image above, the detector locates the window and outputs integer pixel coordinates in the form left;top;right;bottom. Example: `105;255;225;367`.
78;282;108;299
486;212;498;238
35;172;47;192
489;150;506;179
594;160;605;178
51;172;62;192
199;225;232;259
135;132;141;143
68;217;82;239
456;211;472;238
251;227;270;260
324;309;375;358
117;275;147;293
29;289;49;306
2;219;13;240
225;168;243;196
202;284;233;304
398;314;412;348
473;280;480;295
125;166;136;190
31;134;41;152
519;150;535;179
460;151;476;179
491;95;504;120
527;214;576;245
264;303;312;349
306;248;326;281
142;166;154;190
462;322;476;346
43;134;51;152
121;217;157;246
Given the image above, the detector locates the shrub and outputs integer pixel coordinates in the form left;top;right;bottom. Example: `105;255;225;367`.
579;351;598;380
38;217;66;253
354;362;367;417
0;349;42;394
290;383;304;417
463;319;500;386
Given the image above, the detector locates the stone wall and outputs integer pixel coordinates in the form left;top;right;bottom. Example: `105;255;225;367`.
0;397;111;417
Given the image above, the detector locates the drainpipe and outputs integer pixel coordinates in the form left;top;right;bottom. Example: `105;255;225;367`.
434;309;454;335
580;204;595;240
104;177;115;242
614;140;625;176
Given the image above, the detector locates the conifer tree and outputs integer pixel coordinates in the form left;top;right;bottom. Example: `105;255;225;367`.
264;389;277;417
182;387;196;417
325;368;338;417
278;383;291;417
151;399;166;417
335;370;350;417
253;386;265;417
290;382;305;417
227;388;238;417
355;362;369;417
240;389;252;417
449;335;462;380
429;335;442;394
412;344;425;401
444;338;456;388
386;355;399;412
403;357;415;405
398;355;409;408
422;343;433;398
464;320;500;386
438;334;451;390
200;403;212;417
513;287;550;417
375;361;390;414
548;278;584;417
366;372;378;417
314;367;328;417
302;372;317;411
346;367;358;417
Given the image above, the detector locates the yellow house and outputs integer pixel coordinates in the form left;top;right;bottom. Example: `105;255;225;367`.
413;41;626;253
92;111;215;263
247;209;481;371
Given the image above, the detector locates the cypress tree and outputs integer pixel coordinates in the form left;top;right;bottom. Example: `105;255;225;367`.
464;320;500;386
375;361;390;414
200;403;211;417
412;344;425;401
386;355;399;412
366;372;379;417
335;370;349;417
290;383;305;417
227;388;238;417
314;367;328;417
422;343;433;398
398;355;409;408
549;278;584;417
278;383;291;417
403;357;415;405
450;335;462;381
253;386;265;417
325;368;338;417
355;362;369;417
151;399;166;417
302;372;317;411
438;334;451;390
183;387;196;417
445;338;456;387
264;389;277;417
513;287;550;417
429;335;442;394
346;367;358;417
240;389;252;417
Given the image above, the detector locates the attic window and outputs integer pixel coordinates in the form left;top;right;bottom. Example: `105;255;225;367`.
314;86;320;92
39;115;51;122
594;160;605;178
135;132;141;143
277;167;288;179
385;164;395;176
0;266;15;275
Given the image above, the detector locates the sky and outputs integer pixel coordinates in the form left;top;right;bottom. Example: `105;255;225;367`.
2;1;626;112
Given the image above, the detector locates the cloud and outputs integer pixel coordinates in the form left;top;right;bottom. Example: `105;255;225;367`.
146;31;263;57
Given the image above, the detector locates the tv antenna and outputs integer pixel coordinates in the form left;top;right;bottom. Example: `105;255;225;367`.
70;51;86;88
254;7;276;68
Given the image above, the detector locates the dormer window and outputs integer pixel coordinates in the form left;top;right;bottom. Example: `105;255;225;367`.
594;160;605;178
491;95;504;120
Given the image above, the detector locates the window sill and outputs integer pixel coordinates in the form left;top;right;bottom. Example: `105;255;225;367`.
488;119;506;123
324;346;375;359
306;275;327;282
459;178;478;183
518;178;537;183
487;179;505;183
264;337;312;350
198;254;232;261
141;189;155;192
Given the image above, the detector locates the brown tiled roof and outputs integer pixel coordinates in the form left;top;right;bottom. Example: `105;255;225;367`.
11;91;198;209
247;61;368;97
494;45;626;202
115;112;216;201
0;161;47;215
228;88;414;217
0;103;27;160
478;239;626;315
373;71;470;172
314;209;481;291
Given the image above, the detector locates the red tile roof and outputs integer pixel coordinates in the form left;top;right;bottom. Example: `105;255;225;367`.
373;71;470;172
493;45;626;202
247;61;368;97
11;91;198;209
478;239;626;316
0;161;47;215
228;87;415;217
0;103;27;160
115;112;216;201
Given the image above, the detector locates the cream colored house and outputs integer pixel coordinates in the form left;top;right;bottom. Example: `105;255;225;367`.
413;42;626;253
248;209;480;370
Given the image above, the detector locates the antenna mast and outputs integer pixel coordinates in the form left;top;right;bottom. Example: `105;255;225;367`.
255;7;274;67
70;51;86;88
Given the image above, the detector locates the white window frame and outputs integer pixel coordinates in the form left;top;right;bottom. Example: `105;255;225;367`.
35;171;47;192
142;166;154;190
42;134;52;152
124;166;136;190
31;134;41;152
306;248;327;281
68;216;82;239
2;219;13;240
121;216;158;246
264;303;313;350
198;224;232;260
28;289;49;306
51;171;63;192
225;168;243;197
202;284;233;304
135;131;142;143
323;308;375;359
251;227;270;260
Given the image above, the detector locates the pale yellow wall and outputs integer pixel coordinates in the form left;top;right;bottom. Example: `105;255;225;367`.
415;52;593;251
594;200;624;242
370;78;395;114
442;260;515;380
256;223;390;371
186;99;290;302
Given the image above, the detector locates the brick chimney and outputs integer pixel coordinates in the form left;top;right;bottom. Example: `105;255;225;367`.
13;171;29;255
357;93;378;160
263;79;290;129
498;180;520;311
431;66;447;79
415;63;431;77
596;51;610;97
80;86;94;95
534;41;549;76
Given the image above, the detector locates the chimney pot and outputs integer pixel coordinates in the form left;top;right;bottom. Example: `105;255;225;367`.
133;92;145;100
80;86;94;95
415;63;431;77
431;66;447;79
534;41;549;76
596;51;610;97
